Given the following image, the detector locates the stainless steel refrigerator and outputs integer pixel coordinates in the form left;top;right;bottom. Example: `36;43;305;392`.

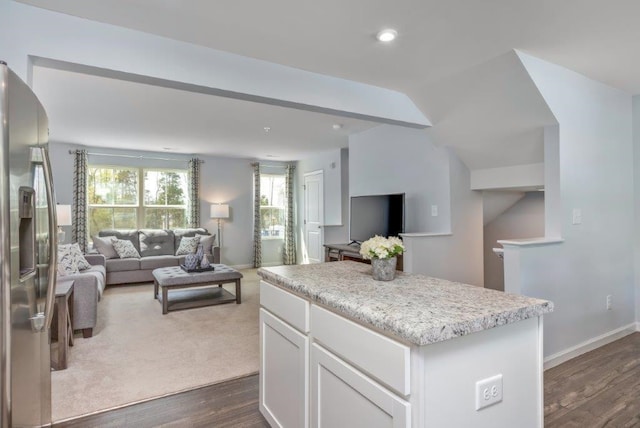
0;62;58;427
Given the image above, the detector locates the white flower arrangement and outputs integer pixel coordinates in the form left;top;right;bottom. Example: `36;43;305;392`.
359;235;405;260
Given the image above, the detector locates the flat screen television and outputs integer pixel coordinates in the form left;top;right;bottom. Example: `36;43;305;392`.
349;193;405;243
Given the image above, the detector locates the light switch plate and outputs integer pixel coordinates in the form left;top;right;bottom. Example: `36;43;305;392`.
572;208;582;225
431;205;438;217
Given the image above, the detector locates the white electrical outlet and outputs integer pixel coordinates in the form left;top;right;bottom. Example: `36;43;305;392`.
475;374;503;410
606;295;612;310
431;205;438;217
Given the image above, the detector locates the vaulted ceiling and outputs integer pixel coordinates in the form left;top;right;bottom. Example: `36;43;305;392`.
15;0;640;167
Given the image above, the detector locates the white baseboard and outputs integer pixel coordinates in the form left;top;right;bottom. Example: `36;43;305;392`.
231;264;254;270
260;262;284;268
543;322;637;370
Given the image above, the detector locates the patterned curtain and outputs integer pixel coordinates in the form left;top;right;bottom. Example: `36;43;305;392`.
72;149;88;253
283;164;296;265
252;162;262;268
187;158;201;227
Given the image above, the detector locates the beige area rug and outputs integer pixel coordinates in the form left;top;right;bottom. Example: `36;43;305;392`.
52;268;261;422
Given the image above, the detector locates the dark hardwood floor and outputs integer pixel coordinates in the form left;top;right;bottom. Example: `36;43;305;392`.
54;332;640;427
545;332;640;427
52;375;268;428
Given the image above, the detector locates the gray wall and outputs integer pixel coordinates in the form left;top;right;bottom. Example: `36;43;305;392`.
296;148;348;263
324;148;349;244
349;125;451;234
483;192;545;291
348;126;484;285
49;142;257;267
516;53;635;358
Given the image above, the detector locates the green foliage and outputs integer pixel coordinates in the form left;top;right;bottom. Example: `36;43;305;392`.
87;167;188;238
88;167;138;205
144;171;186;206
259;174;286;236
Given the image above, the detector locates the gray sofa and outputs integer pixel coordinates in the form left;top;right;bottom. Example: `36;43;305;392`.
59;253;107;338
95;228;220;285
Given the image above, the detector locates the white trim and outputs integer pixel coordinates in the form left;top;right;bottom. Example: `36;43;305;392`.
543;323;637;370
303;169;324;177
232;264;254;270
260;262;284;268
498;237;564;247
400;232;452;238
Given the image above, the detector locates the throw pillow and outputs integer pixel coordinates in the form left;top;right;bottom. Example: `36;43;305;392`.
57;245;79;276
175;236;200;256
68;243;92;271
195;233;215;255
112;239;141;259
92;235;118;259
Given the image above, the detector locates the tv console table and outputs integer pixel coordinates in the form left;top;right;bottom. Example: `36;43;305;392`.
324;243;403;271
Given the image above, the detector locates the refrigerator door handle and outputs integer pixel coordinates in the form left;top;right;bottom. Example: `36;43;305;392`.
40;148;58;331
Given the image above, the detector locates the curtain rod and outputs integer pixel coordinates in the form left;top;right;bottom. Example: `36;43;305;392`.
251;162;294;168
68;150;204;163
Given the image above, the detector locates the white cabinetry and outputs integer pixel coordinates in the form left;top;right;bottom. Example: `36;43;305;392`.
310;343;410;428
259;309;309;428
311;305;410;396
259;278;544;428
259;281;310;428
260;281;411;428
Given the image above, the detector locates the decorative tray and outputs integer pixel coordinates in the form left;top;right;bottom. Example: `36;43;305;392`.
180;264;215;273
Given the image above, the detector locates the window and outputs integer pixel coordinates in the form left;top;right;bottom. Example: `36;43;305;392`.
143;170;188;229
87;166;188;239
260;174;286;239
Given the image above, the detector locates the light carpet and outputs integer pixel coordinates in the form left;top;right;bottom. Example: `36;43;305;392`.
52;269;260;422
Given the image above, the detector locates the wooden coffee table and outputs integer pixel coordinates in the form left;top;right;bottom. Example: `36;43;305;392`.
152;265;243;314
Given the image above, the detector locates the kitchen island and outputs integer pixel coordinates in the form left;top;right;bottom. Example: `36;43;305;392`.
257;261;553;428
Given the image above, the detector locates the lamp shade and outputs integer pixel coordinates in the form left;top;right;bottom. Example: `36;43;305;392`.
210;204;229;219
56;204;72;226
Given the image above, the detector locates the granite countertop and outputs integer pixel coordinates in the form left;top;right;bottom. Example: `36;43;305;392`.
257;261;553;346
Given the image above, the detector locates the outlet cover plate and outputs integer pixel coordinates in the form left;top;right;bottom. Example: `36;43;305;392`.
475;374;503;410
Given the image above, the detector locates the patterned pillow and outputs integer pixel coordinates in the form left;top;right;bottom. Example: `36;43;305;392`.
92;235;118;259
57;245;79;276
68;243;92;270
195;234;215;255
175;236;200;256
112;239;141;259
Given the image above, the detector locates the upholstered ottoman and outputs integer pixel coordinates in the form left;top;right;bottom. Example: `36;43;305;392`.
152;265;243;314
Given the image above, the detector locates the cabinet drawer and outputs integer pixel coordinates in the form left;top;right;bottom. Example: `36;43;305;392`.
260;280;310;333
311;305;410;396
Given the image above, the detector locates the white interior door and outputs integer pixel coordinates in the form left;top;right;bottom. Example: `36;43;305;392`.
304;171;323;264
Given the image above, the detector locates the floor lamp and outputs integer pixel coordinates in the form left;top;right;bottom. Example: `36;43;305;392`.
210;204;229;247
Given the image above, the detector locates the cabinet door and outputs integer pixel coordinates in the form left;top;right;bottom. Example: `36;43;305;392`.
311;344;410;428
260;309;309;428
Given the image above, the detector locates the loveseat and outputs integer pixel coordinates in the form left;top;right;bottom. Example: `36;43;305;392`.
93;228;220;285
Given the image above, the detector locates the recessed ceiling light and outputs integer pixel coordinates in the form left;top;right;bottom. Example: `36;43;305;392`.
266;154;278;158
263;126;271;133
162;147;172;151
332;123;343;130
376;29;398;42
